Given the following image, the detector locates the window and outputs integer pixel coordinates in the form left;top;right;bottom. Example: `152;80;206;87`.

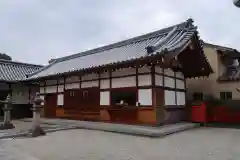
193;92;203;101
111;90;137;107
220;92;232;100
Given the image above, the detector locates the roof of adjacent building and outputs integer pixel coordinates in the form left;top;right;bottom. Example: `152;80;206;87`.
0;59;43;82
28;19;210;80
204;42;240;81
204;42;240;58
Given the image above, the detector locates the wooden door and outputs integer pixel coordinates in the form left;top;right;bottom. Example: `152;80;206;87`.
79;87;100;111
64;89;79;110
44;94;57;118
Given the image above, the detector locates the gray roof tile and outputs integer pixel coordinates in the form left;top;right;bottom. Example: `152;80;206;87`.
0;60;43;82
28;19;201;79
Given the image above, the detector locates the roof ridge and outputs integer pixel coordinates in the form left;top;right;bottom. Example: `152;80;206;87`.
0;59;43;68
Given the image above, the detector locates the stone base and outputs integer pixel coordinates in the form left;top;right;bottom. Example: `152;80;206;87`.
0;123;15;130
29;126;46;137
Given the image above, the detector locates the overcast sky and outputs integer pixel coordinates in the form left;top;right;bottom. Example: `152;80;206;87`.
0;0;239;65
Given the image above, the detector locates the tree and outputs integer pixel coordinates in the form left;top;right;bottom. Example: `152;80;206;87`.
0;53;12;60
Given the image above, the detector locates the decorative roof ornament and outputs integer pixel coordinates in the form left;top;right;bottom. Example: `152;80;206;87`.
233;0;240;7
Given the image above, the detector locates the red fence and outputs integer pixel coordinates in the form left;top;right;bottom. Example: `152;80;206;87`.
192;103;240;123
191;103;207;123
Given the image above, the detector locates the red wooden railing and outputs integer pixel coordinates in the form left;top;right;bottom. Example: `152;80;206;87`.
191;102;240;123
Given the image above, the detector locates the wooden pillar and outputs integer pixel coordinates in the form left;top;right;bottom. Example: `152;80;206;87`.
174;72;177;106
79;75;81;89
136;66;139;103
28;86;31;104
151;64;156;108
8;83;12;97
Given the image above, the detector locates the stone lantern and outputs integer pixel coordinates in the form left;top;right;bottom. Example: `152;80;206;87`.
28;92;45;137
0;94;15;129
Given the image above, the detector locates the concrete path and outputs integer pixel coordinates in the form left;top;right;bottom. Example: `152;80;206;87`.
21;118;199;137
2;127;240;160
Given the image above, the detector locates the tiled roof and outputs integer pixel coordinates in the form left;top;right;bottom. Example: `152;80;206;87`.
204;42;237;52
0;59;43;82
28;19;204;80
204;42;240;58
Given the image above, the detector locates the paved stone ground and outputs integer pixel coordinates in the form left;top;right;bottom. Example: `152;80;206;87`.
1;127;240;160
0;120;77;139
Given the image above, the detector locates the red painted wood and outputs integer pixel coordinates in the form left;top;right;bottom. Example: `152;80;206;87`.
213;107;240;123
107;108;138;123
44;94;57;118
63;87;100;120
191;103;207;123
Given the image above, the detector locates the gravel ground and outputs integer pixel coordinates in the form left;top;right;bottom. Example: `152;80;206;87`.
1;127;240;160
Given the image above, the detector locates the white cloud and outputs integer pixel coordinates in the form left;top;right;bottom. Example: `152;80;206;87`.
0;0;239;65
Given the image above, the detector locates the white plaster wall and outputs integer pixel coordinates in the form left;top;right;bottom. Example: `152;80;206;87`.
58;78;64;84
65;83;80;90
100;91;110;105
100;72;109;78
100;79;110;89
138;74;151;86
176;72;184;79
176;79;185;89
164;90;176;105
155;74;163;86
57;94;64;105
58;85;64;92
164;77;175;88
112;76;136;88
11;84;29;104
81;81;98;88
40;82;45;87
138;66;151;73
40;87;45;94
112;68;136;77
45;86;57;93
155;66;163;74
82;73;98;81
138;89;152;105
46;80;57;85
164;68;175;77
66;76;79;83
177;92;185;105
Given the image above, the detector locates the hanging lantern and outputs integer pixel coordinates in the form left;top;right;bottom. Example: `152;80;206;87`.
233;0;240;7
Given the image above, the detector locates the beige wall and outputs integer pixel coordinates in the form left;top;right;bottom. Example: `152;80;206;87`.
187;46;240;100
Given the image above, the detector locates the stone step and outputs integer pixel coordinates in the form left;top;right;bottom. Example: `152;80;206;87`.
21;118;200;137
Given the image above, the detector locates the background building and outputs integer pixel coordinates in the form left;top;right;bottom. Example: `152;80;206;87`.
0;59;43;118
187;42;240;101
